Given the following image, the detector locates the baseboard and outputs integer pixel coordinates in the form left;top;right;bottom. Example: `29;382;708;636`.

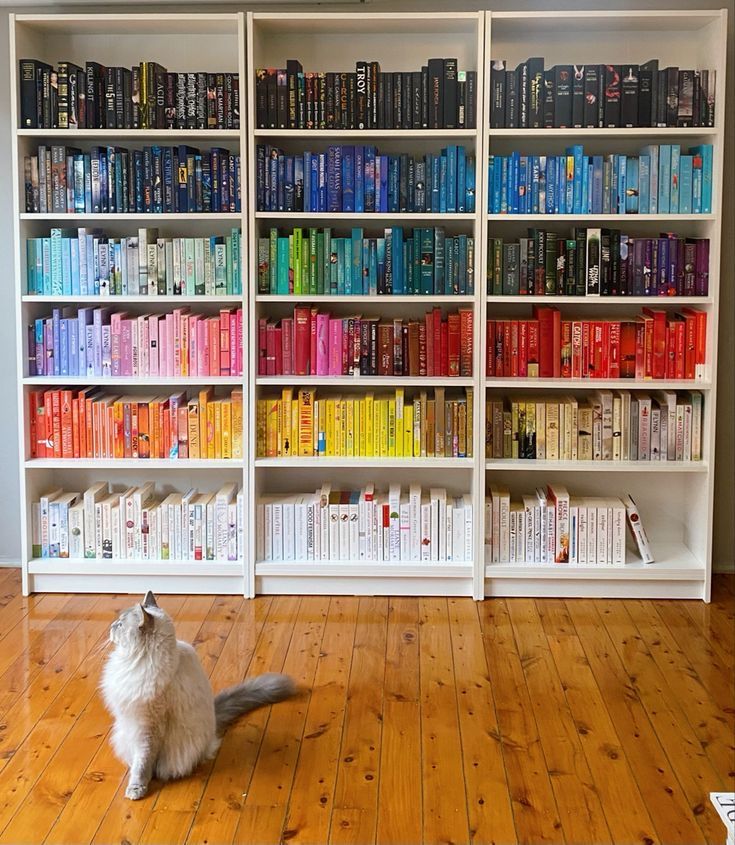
0;559;20;568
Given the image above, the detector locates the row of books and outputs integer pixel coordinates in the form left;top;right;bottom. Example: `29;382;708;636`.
256;144;476;214
488;231;710;297
29;307;244;379
486;390;703;463
485;307;707;381
25;229;242;298
257;227;475;297
255;59;477;130
487;144;713;215
33;483;243;562
19;59;240;130
257;307;473;378
489;60;716;129
485;486;653;566
24;145;242;215
257;485;473;563
255;387;474;459
28;387;243;460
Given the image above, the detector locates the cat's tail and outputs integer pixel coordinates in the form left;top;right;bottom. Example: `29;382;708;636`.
214;673;296;735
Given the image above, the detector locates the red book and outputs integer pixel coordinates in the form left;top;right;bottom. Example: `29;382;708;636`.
447;313;460;376
571;321;583;378
678;311;696;379
527;320;539;378
310;307;318;376
265;322;276;375
532;307;556;378
281;317;293;375
219;309;231;376
494;320;504;377
681;307;707;379
552;309;561;378
71;398;80;458
258;318;267;375
377;323;393;376
600;321;610;378
642;308;667;378
591;322;604;379
510;320;519;377
28;391;41;459
518;320;528;377
341;319;350;374
560;320;572;378
665;324;676;378
486;320;495;376
634;319;646;380
503;321;512;377
424;312;434;376
440;321;448;377
459;308;473;377
418;322;427;376
581;321;591;377
674;320;686;379
293;306;311;375
608;321;621;379
51;390;62;458
433;308;442;375
273;325;283;374
620;321;636;379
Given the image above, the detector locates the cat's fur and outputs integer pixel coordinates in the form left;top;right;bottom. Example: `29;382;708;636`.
101;591;295;800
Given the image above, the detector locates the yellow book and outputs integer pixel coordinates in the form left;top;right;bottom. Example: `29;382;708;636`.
419;391;428;457
380;399;389;458
357;399;366;456
231;388;243;459
434;387;445;457
403;403;414;456
345;399;354;457
340;399;348;457
280;388;294;456
221;398;232;459
466;387;474;458
198;387;213;451
326;398;336;456
266;398;279;457
365;393;374;456
413;397;422;457
387;399;396;457
426;399;435;458
291;399;299;455
395;389;404;457
187;398;200;459
373;399;381;457
458;399;467;457
334;397;343;457
206;399;216;459
256;398;266;457
215;400;224;458
314;398;322;456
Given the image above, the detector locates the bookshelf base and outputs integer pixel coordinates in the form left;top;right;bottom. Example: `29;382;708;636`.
484;577;705;600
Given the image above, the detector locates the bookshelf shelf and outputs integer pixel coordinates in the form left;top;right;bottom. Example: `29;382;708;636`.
10;9;725;602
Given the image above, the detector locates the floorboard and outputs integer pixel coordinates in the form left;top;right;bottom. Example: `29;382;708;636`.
0;569;729;845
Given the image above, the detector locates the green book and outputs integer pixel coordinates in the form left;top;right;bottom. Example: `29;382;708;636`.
316;231;325;295
293;228;302;294
544;231;557;295
309;228;318;294
257;237;269;294
269;228;278;294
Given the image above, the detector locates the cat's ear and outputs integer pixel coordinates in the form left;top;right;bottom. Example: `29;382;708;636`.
136;604;155;632
142;590;158;609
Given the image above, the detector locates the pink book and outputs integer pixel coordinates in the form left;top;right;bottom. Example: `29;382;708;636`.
282;317;293;375
110;312;126;377
219;309;231;377
316;313;329;375
229;311;238;376
197;318;208;377
120;318;133;377
310;307;318;376
159;316;168;377
172;308;183;375
236;308;243;376
165;313;175;377
138;314;149;377
258;317;267;376
329;318;342;375
209;318;220;375
189;314;201;376
148;315;159;377
130;316;140;376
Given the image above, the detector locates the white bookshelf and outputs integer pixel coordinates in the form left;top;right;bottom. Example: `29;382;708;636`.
481;9;727;601
10;10;727;602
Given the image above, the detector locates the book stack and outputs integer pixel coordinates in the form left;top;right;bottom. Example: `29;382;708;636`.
24;145;242;214
489;59;716;128
26;228;242;297
258;226;475;296
256;387;474;459
256;144;475;213
28;387;243;460
257;484;473;563
32;483;243;562
487;144;713;214
486;306;707;380
257;307;473;378
486;390;703;462
29;307;244;379
255;59;477;130
488;230;710;297
485;485;632;566
19;59;240;130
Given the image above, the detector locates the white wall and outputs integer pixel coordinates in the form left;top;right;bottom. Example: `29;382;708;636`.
0;0;732;570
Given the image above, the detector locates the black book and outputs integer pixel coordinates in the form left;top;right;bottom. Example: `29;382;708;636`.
526;56;544;128
620;65;639;127
104;67;117;129
600;229;612;295
163;72;176;129
457;73;466;127
70;68;84;128
610;230;621;296
86;62;104;129
411;71;422;129
401;71;411;129
505;69;518;128
196;72;207;130
639;59;657;127
583;64;599;127
443;58;458;129
427;58;444;129
692;70;701;128
571;65;585;127
665;66;679;126
46;67;58;129
466;70;477;129
347;72;357;130
553;65;573;128
336;73;346;129
156;67;168;129
677;69;694;126
58;61;82;129
19;59;44;129
384;72;393;129
265;69;277;129
421;66;429;128
655;69;668;126
542;69;555;128
377;71;385;129
392;71;402;129
255;70;268;128
574;228;587;296
286;60;302;129
517;62;529;129
205;73;216;129
490;59;506;128
370;61;380;128
114;66;126;128
276;70;288;130
603;64;621;127
355;60;368;129
175;72;187;130
365;62;373;128
325;71;335;129
597;64;605;128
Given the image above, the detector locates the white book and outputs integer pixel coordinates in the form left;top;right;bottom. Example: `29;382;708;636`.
348;494;360;561
597;390;613;459
306;498;316;561
409;484;422;561
689;391;703;461
462;494;473;563
655;390;678;460
509;506;517;564
430;488;447;562
420;499;432;561
650;403;661;461
83;482;108;558
637;394;652;460
590;395;603;461
547;484;570;563
400;498;411;561
282;498;295;562
264;502;273;561
611;394;622;461
619;390;631;461
149;505;160;561
522;496;536;563
489;485;502;563
624;494;654;564
99;492;118;559
595;500;609;567
338;502;350;560
215;483;237;561
55;491;79;558
586;499;597;566
231;497;240;561
535;488;548;564
295;496;308;561
484;499;493;555
69;501;85;559
272;502;284;561
328;501;340;561
182;487;197;561
497;488;510;563
660;404;669;461
535;401;546;460
569;503;579;566
675;402;685;461
445;500;453;561
609;498;627;567
205;498;216;561
516;507;526;563
682;399;692;461
577;504;588;566
452;497;465;562
111;503;121;559
630;396;639;460
388;484;401;561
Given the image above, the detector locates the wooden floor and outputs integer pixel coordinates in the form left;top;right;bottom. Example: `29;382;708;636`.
0;569;732;845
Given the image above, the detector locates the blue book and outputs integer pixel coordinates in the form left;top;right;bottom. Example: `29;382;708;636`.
361;239;370;295
669;144;680;213
70;236;80;296
439;154;448;213
678;155;693;214
431;155;441;212
378;155;388;212
559;156;568;214
446;145;457;213
690;144;713;213
34;319;43;372
26;240;36;295
465;155;475;213
591;155;603;214
457;235;467;295
350;228;363;294
510;151;520;214
376;237;385;294
487;156;494;212
284;155;295;212
641;144;660;213
490;157;501;213
309;155;319;212
294;157;304;212
353;146;365;213
368;239;377;296
580;156;589;214
617;155;627;215
83;153;92;212
457;146;466;212
59;319;69;376
392;227;404;294
387;157;399;213
638;155;650;213
50;229;63;295
342;146;355;212
500;156;509;213
625;156;639;214
519;156;528;213
275;153;285;211
52;308;61;376
658;145;671;214
565;146;583;214
302;152;312;212
364;146;376;212
317;153;326;211
327;146;340;212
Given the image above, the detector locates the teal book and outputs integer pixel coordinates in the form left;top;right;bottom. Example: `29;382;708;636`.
639;155;650;213
669;143;681;213
70;237;81;296
411;229;421;295
433;228;445;294
419;228;433;295
276;236;290;294
336;238;346;295
625;156;639;214
50;228;63;295
658;145;671;214
26;239;36;295
457;235;468;295
392;227;404;294
376;237;385;296
368;239;378;296
41;238;51;295
323;228;332;295
361;238;370;296
351;228;363;295
678;155;693;214
446;145;457;213
690;144;713;213
232;228;241;295
404;239;413;296
640;145;658;214
445;237;455;295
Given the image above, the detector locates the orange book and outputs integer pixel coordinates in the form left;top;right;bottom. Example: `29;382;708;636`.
177;404;188;458
71;399;80;458
188;399;200;459
138;401;150;459
106;404;115;458
198;387;213;451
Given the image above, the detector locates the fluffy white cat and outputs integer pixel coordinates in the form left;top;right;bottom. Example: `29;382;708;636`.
101;591;294;800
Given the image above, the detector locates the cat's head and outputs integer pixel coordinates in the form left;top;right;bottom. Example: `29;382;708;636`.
109;591;175;652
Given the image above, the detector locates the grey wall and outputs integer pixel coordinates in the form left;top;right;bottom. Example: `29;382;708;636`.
1;0;732;569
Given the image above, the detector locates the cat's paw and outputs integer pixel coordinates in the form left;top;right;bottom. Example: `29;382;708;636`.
125;783;148;800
